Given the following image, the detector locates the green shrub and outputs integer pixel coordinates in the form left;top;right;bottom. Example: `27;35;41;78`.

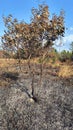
70;53;73;61
59;50;70;62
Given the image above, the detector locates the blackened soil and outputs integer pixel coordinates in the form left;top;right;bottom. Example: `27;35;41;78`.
0;64;73;130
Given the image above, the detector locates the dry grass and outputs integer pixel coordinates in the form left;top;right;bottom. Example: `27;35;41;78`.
58;64;73;78
0;58;16;69
0;58;73;87
0;59;18;87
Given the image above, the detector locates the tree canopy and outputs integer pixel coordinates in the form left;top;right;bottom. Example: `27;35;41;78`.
1;4;65;58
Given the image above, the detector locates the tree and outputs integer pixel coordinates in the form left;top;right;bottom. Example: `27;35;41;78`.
70;42;73;53
1;4;65;102
2;4;65;58
70;42;73;61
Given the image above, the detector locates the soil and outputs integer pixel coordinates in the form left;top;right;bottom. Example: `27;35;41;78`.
0;63;73;130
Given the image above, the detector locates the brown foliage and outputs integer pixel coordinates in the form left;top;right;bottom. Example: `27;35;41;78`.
2;4;65;58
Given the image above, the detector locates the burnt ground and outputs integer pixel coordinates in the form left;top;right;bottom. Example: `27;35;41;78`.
0;63;73;130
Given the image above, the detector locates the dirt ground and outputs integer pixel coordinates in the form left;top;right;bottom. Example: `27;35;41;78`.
0;61;73;130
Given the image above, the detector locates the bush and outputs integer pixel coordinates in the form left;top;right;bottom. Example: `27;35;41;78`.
59;50;71;62
70;53;73;61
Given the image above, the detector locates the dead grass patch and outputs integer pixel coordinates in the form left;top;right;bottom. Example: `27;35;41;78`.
58;64;73;78
0;58;73;79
